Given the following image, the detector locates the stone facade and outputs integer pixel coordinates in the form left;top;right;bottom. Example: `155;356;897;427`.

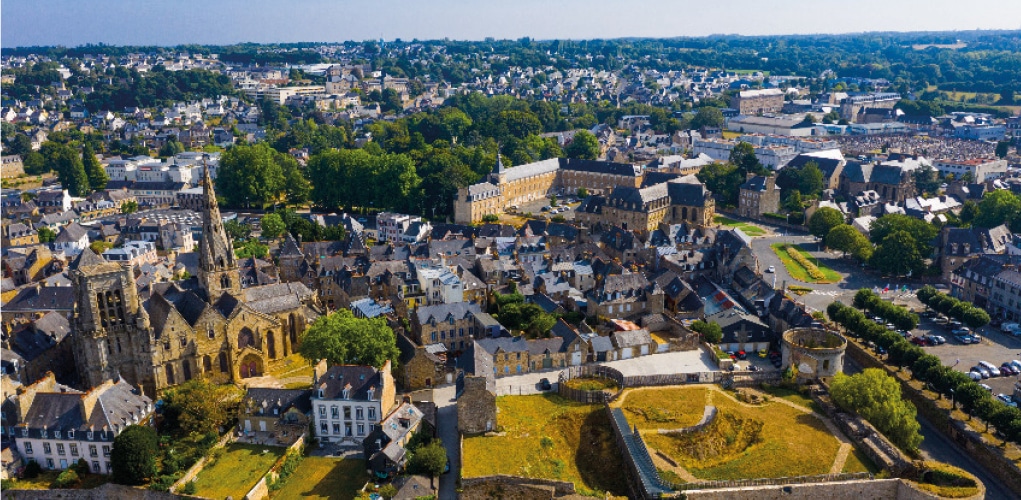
729;89;784;116
738;174;781;218
457;375;497;434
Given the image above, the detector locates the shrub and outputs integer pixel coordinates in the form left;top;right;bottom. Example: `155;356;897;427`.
23;460;42;478
54;469;80;488
785;245;826;280
182;481;197;495
75;458;90;475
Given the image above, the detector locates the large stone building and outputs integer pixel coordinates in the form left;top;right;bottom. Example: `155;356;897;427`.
70;166;319;396
575;175;716;231
453;156;642;224
729;88;784;116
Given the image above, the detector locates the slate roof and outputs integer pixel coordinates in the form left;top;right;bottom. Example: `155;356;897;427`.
842;161;874;183
466;182;500;197
244;282;315;315
53;222;88;244
612;329;653;348
316;365;382;400
4;285;75;311
559;158;640;177
245;388;312;415
414;302;481;325
500;158;561;182
739;175;776;192
667;175;710;206
18;378;152;439
475;335;566;355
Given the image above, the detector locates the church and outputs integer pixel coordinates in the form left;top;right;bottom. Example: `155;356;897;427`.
70;164;320;397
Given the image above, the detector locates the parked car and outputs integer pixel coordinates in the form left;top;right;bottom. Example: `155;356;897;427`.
758;348;768;358
1000;363;1018;376
539;378;552;391
766;265;775;273
979;383;993;392
929;335;946;345
967;370;983;381
910;336;928;346
921;310;937;318
1001;323;1020;333
996;394;1018;408
933;316;949;325
978;361;1001;377
951;327;971;336
736;350;748;360
1009;360;1021;372
972;366;991;378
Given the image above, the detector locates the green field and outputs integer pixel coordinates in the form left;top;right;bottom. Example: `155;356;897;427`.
714;215;767;237
634;386;843;480
462;394;628;497
771;243;842;284
271;457;367;500
192;444;284;500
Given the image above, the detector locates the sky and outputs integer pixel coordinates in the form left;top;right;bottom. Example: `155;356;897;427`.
3;0;1021;48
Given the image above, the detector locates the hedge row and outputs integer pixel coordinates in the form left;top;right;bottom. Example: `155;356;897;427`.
828;300;1021;446
786;245;826;280
852;289;919;331
916;286;990;329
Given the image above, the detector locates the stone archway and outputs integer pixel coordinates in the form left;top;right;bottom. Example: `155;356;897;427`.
238;327;256;350
238;353;264;378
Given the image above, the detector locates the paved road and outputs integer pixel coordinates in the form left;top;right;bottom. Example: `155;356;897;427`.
433;384;459;500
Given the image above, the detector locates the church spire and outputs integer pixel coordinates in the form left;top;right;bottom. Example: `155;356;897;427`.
488;148;506;184
198;156;241;299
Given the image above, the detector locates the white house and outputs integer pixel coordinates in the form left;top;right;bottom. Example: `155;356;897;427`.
52;222;90;255
102;240;158;267
5;374;152;474
311;362;395;445
415;264;464;305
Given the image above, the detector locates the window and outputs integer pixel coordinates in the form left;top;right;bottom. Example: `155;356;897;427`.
102;445;110;457
331;406;339;419
368;408;376;420
431;332;437;342
24;442;32;454
92;461;100;473
345;423;353;436
68;430;74;439
46;458;54;469
343;406;351;419
357;424;365;436
319;422;328;433
89;445;98;457
70;444;78;457
356;408;364;420
332;423;341;434
44;443;52;454
319;406;326;418
57;443;65;455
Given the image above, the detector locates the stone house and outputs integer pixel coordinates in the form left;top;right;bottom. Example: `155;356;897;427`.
738;173;781;218
586;272;664;319
412;302;483;353
238;388;311;446
456;372;497;435
396;333;453;391
311;362;396;445
363;401;426;479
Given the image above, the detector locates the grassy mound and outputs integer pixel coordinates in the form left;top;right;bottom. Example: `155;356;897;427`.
563;376;620;392
912;461;981;498
657;412;764;468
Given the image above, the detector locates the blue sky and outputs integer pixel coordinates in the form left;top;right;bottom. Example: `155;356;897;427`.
3;0;1021;47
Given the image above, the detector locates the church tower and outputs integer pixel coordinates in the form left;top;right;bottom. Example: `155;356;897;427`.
197;160;242;300
488;151;506;185
69;249;154;393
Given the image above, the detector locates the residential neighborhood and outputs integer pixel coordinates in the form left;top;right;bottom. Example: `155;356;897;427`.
2;9;1021;500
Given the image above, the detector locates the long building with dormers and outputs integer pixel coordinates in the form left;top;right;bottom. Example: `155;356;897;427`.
70;164;320;397
453;156;643;224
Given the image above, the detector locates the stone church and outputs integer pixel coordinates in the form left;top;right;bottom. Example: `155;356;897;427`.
70;165;320;397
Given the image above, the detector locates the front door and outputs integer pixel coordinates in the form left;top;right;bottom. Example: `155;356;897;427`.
571;351;582;366
244;419;251;432
59;459;68;469
259;420;267;432
542;356;553;369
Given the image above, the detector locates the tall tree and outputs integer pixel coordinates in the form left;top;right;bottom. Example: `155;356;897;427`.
110;425;158;486
728;142;764;176
298;308;399;368
798;161;824;197
82;143;109;192
691;107;724;130
870;230;923;276
868;214;938;257
974;190;1021;230
808;207;845;239
216;142;287;208
565;130;600;160
829;368;923;452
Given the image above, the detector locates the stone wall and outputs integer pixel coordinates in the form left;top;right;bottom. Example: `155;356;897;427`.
810;387;914;477
460;475;575;497
457;375;497;434
684;478;900;500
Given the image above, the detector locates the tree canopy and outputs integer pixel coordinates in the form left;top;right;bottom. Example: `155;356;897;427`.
298;308;399;368
160;379;243;437
808;207;845;239
111;425;158;485
829;368;923;452
565;130;600;160
870;230;924;276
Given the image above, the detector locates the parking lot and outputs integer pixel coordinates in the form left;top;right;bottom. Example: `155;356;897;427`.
510;193;581;221
912;315;1021;398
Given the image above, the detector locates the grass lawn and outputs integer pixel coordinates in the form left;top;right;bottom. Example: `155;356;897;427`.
713;215;767;237
637;386;842;480
4;471;110;490
266;354;314;381
842;447;881;474
770;243;842;284
462;394;628;497
192;444;284;500
271;457;367;500
563;376;619;392
614;386;710;430
758;384;820;413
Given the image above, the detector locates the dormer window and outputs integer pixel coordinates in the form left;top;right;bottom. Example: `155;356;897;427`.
55;431;61;439
68;429;75;439
317;389;324;398
342;388;351;399
87;431;93;440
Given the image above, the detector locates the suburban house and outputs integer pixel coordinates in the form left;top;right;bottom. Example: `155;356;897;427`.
363;401;427;479
239;388;312;447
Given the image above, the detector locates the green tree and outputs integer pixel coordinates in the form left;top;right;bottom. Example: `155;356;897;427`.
158;137;185;158
696;162;742;208
439;108;473;143
38;226;57;243
55;469;80;488
111;425;158;485
223;219;251;240
826;224;871;259
798;161;824;197
829;369;923;452
161;379;243;436
481;214;499;223
298;308;399;368
808;207;845;239
870;230;923;276
913;165;940;195
408;439;447;477
82;143;108;192
691;107;724;130
996;140;1010;159
47;143;91;197
234;238;269;259
785;190;803;212
690;320;723;344
728;142;764;176
577;187;589;198
261;213;286;240
216;142;287;208
974;190;1021;230
281;156;312;206
868;214;938;257
121;200;138;214
565;130;600;160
